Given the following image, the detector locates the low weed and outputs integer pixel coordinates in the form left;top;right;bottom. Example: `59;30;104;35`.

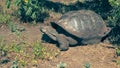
18;59;27;67
84;62;91;68
116;47;120;65
8;22;25;38
6;40;59;67
0;36;7;56
0;36;10;64
110;47;120;65
10;61;18;68
0;59;10;64
116;60;120;65
8;22;18;32
10;43;22;53
33;41;47;59
8;22;25;33
32;41;59;60
57;62;67;68
0;13;11;24
116;47;120;56
0;35;59;67
0;5;12;25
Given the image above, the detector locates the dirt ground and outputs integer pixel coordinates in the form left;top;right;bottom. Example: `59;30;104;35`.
0;23;119;68
0;0;120;68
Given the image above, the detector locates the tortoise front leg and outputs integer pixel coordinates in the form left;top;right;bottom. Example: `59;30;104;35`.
56;34;69;51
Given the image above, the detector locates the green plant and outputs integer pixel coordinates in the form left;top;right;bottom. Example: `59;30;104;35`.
107;7;120;27
33;41;46;59
0;59;10;64
116;60;120;65
84;63;90;68
0;36;10;64
8;22;25;32
8;22;25;37
10;61;18;68
107;0;120;46
0;12;11;24
108;0;120;27
9;41;26;53
108;25;120;45
6;0;49;23
116;47;120;56
18;59;27;67
11;43;21;53
8;22;18;32
57;62;67;68
0;36;7;56
0;4;11;25
32;41;60;60
109;0;120;7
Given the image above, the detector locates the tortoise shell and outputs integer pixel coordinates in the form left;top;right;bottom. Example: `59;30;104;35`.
53;10;109;39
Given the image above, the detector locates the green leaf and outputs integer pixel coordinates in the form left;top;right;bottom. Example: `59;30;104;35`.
26;7;32;16
14;0;22;6
31;12;36;19
6;0;11;8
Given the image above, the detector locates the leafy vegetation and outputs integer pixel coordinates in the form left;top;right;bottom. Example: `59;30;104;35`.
108;0;120;27
0;5;11;24
84;63;90;68
33;41;46;59
8;22;25;37
6;0;49;23
115;47;120;65
57;62;67;68
0;13;11;24
116;47;120;56
107;0;120;46
109;0;120;7
0;36;7;56
10;61;18;68
0;33;59;67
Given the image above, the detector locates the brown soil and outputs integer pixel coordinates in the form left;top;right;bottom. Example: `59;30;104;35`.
0;24;119;68
0;0;120;68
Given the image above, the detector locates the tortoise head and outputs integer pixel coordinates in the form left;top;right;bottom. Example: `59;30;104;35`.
40;24;59;41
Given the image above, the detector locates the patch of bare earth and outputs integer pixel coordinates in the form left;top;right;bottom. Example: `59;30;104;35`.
0;22;119;68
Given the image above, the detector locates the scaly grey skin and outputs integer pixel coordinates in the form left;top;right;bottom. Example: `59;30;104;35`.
40;25;78;51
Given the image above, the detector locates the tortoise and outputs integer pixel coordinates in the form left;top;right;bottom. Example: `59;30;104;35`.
40;10;111;51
